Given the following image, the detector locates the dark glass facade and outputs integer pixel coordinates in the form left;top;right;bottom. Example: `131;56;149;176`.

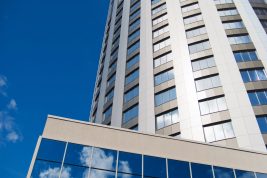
30;138;267;178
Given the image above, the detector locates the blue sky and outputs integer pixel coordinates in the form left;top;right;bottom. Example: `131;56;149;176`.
0;0;109;177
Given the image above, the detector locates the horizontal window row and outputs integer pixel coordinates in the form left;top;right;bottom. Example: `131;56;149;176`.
223;21;245;30
105;89;114;103
214;0;233;4
234;50;258;63
123;104;139;124
128;29;140;43
124;85;139;103
130;8;140;21
152;3;166;15
182;3;199;13
184;13;203;25
199;96;228;115
241;69;267;83
33;138;267;178
103;106;112;120
195;75;222;92
125;69;139;85
127;54;140;69
130;0;140;14
191;56;216;72
153;13;168;26
218;9;239;17
189;40;211;54
153;25;169;38
128;41;140;55
129;18;140;32
186;26;207;38
248;90;267;106
257;116;267;134
107;73;116;87
153;38;171;52
204;121;235;142
154;68;174;86
156;109;179;130
155;87;177;106
152;0;161;5
228;35;252;45
154;52;173;68
254;7;267;16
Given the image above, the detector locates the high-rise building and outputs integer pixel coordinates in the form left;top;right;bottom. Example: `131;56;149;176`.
28;0;267;177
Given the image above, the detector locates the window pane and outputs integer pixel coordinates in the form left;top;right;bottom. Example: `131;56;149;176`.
144;156;166;178
256;173;267;178
37;139;66;163
168;159;190;178
91;147;117;171
199;101;209;115
223;122;235;139
214;124;225;141
204;126;216;142
117;173;142;178
217;97;227;111
191;163;213;178
90;169;116;178
241;71;250;83
214;166;235;178
31;160;61;178
248;92;259;106
157;115;165;130
118;152;142;175
257;91;267;105
235;170;255;178
164;112;172;127
257;116;267;134
64;143;92;167
62;164;89;178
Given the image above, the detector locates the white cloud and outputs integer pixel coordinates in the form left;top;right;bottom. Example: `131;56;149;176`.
80;147;92;167
0;75;7;87
0;75;22;144
7;99;17;110
39;167;72;178
6;131;19;143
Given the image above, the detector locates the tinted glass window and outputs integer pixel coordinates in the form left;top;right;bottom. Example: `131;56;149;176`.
144;156;166;178
64;143;92;167
62;165;89;178
235;170;255;178
37;139;66;162
168;159;190;178
214;166;235;178
118;151;142;175
31;160;61;178
191;163;213;178
91;147;117;171
256;173;267;178
90;169;116;178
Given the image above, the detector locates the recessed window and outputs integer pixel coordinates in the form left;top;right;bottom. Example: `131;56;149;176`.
186;26;206;38
126;54;140;69
214;0;233;4
195;75;221;91
228;35;252;45
129;18;140;32
153;25;169;38
128;29;140;43
152;3;166;15
124;85;139;103
153;38;171;52
183;13;202;24
154;52;173;68
105;89;114;103
127;41;140;55
256;116;267;134
123;105;139;123
125;69;139;85
248;90;267;106
218;8;239;17
189;40;211;54
103;106;113;120
152;14;168;26
204;122;235;142
240;69;267;83
155;87;177;106
223;21;245;30
182;3;199;13
234;50;258;62
154;68;174;86
156;109;179;130
191;56;216;71
199;96;227;115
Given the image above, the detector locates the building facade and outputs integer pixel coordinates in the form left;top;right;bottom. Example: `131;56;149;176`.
90;0;267;152
27;115;267;178
27;0;267;177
